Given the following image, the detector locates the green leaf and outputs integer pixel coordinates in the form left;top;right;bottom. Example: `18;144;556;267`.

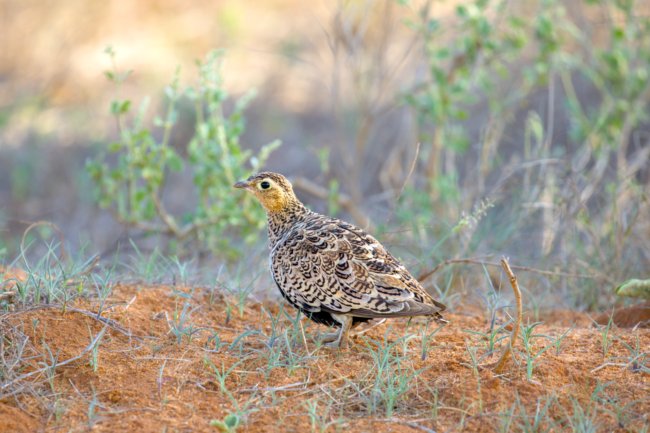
167;154;183;172
224;414;240;429
110;100;131;115
615;279;650;299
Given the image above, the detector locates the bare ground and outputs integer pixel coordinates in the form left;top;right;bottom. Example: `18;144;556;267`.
0;281;648;433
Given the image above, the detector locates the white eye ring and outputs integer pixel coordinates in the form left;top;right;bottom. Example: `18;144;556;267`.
258;179;272;190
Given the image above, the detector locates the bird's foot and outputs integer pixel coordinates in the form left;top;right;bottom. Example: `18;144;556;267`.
319;332;339;344
320;331;349;349
323;337;348;349
320;314;352;349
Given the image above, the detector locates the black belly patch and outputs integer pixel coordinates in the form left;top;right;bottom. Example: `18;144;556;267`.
274;282;371;328
302;309;372;328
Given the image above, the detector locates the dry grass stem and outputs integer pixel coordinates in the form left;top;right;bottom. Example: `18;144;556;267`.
492;257;523;374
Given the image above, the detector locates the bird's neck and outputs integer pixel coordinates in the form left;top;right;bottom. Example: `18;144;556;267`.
267;202;310;246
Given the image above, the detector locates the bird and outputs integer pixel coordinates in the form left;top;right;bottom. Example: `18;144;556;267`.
234;172;446;348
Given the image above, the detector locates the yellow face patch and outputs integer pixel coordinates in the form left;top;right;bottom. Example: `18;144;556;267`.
251;178;289;212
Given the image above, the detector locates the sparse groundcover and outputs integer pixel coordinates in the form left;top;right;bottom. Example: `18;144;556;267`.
0;260;647;433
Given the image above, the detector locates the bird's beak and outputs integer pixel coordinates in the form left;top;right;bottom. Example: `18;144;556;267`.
233;180;251;190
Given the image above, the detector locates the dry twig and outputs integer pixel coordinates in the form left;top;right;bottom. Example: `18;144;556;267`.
20;221;68;261
292;176;371;229
417;257;596;283
492;258;523;374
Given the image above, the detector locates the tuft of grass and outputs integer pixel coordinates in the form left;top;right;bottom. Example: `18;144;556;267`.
10;240;99;308
304;397;343;433
168;289;203;344
360;334;423;417
255;306;313;378
461;341;483;413
565;398;600;433
514;394;555;433
598;313;615;360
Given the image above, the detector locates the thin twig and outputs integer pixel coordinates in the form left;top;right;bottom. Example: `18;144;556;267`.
20;221;68;262
590;353;648;373
376;418;437;433
416;257;596;283
292;177;371;228
239;379;312;394
298;317;309;351
158;359;167;400
396;142;421;203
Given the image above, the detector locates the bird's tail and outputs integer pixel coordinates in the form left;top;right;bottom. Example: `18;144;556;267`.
432;311;449;325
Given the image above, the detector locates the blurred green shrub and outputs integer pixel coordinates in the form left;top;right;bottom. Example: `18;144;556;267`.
87;49;279;259
396;0;649;306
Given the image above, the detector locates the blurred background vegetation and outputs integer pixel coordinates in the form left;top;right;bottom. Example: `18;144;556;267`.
1;0;648;311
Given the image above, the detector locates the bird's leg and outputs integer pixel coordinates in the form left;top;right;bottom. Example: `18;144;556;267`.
324;314;352;348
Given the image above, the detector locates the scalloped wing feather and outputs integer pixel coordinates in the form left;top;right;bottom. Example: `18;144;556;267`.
270;216;446;319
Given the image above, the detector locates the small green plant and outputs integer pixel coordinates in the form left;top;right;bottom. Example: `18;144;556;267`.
498;402;516;433
592;381;646;429
87;326;103;373
552;326;573;355
121;241;167;283
87;48;280;259
360;334;423;417
255;306;312;378
304;397;342;433
223;281;257;319
618;334;649;374
418;321;444;361
168;290;202;344
565;398;600;433
205;331;223;353
598;314;615;360
205;358;241;398
514;394;555;433
461;341;483;413
464;318;511;356
11;239;97;308
87;387;100;428
519;321;553;381
210;413;241;433
204;357;256;432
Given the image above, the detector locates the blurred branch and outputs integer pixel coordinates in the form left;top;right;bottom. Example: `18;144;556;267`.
416;257;604;284
292;177;371;229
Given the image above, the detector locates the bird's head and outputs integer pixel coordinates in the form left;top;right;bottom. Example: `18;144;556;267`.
233;172;300;213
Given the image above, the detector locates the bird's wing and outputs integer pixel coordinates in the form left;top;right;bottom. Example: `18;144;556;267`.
271;216;445;318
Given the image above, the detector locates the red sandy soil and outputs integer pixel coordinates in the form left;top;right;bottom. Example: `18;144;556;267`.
0;281;648;433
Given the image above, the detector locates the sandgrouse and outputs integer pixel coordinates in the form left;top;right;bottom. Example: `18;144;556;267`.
234;172;446;348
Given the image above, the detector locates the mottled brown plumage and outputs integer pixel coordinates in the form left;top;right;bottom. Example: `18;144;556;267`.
234;172;446;347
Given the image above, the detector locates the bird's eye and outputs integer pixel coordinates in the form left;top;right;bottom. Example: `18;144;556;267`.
260;181;271;190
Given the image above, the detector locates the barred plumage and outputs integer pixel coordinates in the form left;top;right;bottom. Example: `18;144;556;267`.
234;172;446;347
